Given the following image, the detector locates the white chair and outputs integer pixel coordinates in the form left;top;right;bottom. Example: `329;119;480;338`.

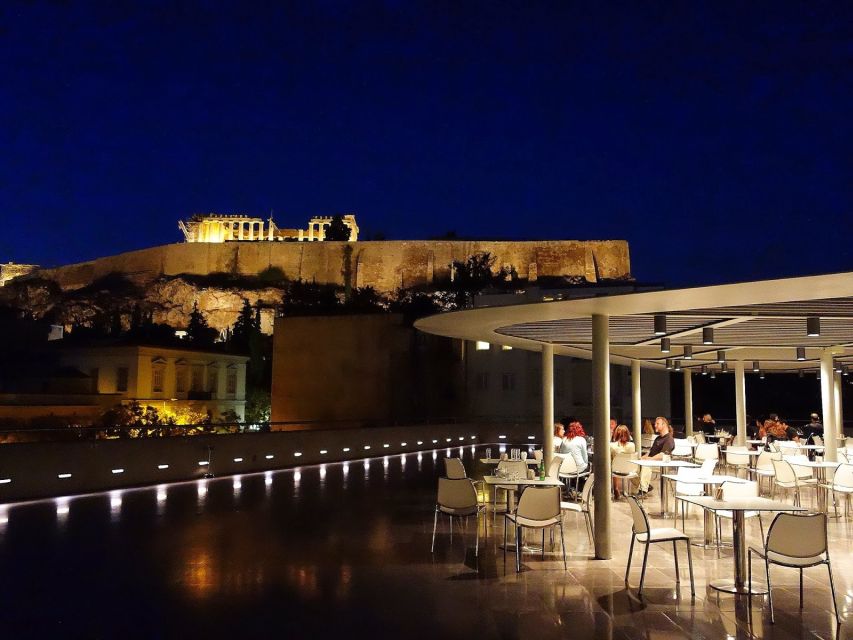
724;446;751;478
673;466;704;531
532;450;543;462
699;458;717;476
561;474;594;545
493;460;528;512
822;463;853;519
546;456;562;480
771;459;816;507
504;485;566;572
693;432;706;444
444;457;467;479
778;440;803;458
748;513;841;624
641;434;656;452
812;435;824;447
612;452;639;497
625;496;695;596
694;443;719;466
558;453;589;497
750;450;781;495
431;477;484;557
672;438;692;459
714;480;764;548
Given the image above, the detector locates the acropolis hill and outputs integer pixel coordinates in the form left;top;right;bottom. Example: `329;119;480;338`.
2;214;632;333
27;214;631;290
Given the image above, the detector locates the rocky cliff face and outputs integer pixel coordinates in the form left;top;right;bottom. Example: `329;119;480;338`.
0;275;283;335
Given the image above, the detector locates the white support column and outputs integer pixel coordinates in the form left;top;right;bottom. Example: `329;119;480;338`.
238;222;245;241
820;350;837;462
542;344;554;471
592;314;611;560
631;360;642;455
683;369;693;437
834;372;844;439
308;224;315;241
734;361;746;447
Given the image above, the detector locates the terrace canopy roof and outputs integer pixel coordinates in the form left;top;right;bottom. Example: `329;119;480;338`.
415;271;853;372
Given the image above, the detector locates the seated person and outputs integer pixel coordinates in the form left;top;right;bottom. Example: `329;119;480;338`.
559;420;589;473
553;422;566;452
610;425;636;498
632;417;675;494
699;413;716;435
785;424;804;444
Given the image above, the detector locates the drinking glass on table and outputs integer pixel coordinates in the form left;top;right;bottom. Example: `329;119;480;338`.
485;447;492;461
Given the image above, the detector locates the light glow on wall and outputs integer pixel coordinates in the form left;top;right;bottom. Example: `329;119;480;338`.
234;457;244;462
157;464;169;470
294;452;303;457
111;468;125;474
265;454;275;459
58;473;72;479
0;478;11;484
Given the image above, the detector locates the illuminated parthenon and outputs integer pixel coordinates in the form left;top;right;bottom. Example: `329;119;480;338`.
179;214;359;243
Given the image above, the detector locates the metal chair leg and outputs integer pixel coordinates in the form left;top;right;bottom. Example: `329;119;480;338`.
475;511;480;557
625;535;635;583
559;521;567;570
826;559;842;625
686;540;695;596
449;514;453;543
799;568;804;608
431;507;438;553
765;558;775;624
503;516;507;563
639;543;650;595
672;540;680;584
515;525;521;572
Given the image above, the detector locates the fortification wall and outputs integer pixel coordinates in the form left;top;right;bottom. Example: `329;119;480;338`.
33;239;631;292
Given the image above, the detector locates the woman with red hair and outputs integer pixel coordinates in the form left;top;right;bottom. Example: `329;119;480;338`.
558;419;589;473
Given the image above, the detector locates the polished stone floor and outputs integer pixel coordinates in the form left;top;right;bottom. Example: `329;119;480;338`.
0;445;850;639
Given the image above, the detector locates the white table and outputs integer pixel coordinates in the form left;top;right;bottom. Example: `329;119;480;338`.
480;458;539;466
631;459;698;518
482;475;562;510
483;475;564;551
680;496;805;595
663;474;746;546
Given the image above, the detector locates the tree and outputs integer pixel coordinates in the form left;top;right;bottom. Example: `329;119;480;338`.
450;252;498;308
244;388;271;425
230;299;260;351
187;301;217;346
324;215;351;241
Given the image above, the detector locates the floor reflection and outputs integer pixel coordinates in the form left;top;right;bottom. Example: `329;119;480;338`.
0;445;848;639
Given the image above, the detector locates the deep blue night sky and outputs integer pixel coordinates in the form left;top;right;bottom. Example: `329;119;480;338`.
2;2;852;286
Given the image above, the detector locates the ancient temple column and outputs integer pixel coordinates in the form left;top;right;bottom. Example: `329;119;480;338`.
238;222;245;241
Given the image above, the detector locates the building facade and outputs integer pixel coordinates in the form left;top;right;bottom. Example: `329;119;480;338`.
56;345;249;422
464;341;671;426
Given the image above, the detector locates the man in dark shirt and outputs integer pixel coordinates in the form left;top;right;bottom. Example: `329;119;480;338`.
633;416;675;493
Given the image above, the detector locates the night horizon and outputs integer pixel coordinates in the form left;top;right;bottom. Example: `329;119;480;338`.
3;2;853;287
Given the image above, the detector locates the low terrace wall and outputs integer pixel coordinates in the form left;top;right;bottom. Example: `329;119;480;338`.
0;421;540;503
